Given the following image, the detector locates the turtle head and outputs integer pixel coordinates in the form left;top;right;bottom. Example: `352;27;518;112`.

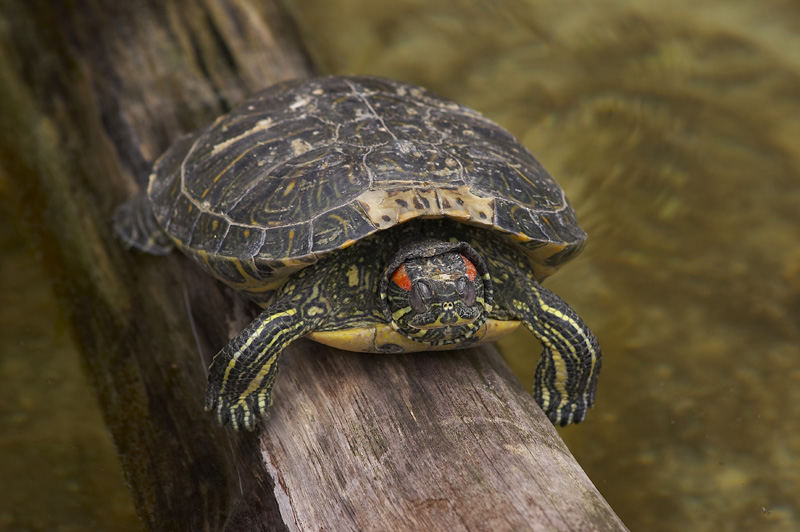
380;240;493;345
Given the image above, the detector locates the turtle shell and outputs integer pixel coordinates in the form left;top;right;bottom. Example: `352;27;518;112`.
147;76;586;294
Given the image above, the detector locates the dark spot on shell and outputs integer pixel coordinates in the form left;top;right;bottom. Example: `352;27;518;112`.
441;198;452;208
382;215;391;222
456;198;464;205
413;197;424;209
396;199;408;208
479;212;487;219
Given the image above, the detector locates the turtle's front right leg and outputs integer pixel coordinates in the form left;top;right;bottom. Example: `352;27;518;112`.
205;297;322;430
507;278;602;426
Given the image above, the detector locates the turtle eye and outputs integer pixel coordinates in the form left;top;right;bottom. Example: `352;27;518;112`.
416;280;432;300
456;276;477;306
463;283;476;306
410;281;433;313
455;276;467;295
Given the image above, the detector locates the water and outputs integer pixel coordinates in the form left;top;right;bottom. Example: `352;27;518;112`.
2;0;799;529
0;202;141;531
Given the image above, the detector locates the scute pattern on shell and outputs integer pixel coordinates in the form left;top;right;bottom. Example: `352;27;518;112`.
146;76;586;290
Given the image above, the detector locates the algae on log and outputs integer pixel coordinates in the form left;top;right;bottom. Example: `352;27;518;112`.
0;1;626;530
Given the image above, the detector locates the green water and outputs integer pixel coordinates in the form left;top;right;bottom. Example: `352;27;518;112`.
2;0;799;530
0;202;141;530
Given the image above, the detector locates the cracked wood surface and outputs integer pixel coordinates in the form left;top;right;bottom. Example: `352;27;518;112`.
0;0;626;530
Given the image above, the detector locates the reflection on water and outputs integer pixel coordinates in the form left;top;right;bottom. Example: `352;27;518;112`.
290;0;800;530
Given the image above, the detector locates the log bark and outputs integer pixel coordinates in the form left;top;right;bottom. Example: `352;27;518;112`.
0;1;627;530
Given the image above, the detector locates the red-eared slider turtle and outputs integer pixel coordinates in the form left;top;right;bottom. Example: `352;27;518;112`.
114;76;601;431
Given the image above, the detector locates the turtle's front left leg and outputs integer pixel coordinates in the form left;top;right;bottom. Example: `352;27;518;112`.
205;296;322;431
510;278;602;426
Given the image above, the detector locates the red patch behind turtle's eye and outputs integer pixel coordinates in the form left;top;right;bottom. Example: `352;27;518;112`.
461;254;477;281
391;264;412;291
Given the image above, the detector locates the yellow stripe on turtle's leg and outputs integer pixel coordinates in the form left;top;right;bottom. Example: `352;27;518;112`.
512;280;602;426
204;302;320;430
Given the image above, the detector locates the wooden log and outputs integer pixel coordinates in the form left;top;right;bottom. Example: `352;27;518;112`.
0;1;627;530
262;343;625;531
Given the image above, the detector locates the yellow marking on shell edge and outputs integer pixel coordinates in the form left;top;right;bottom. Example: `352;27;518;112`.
346;265;359;287
527;243;568;280
308;319;520;353
186;248;312;295
354;186;574;281
355;186;495;230
232;260;258;286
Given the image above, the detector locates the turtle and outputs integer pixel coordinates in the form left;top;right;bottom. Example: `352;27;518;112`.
114;75;602;431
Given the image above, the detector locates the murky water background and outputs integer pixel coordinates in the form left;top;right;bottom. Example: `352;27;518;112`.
2;0;799;530
0;202;140;530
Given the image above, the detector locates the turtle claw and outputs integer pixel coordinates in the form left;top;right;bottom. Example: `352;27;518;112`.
229;402;256;432
543;395;591;427
527;336;600;427
204;376;271;431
